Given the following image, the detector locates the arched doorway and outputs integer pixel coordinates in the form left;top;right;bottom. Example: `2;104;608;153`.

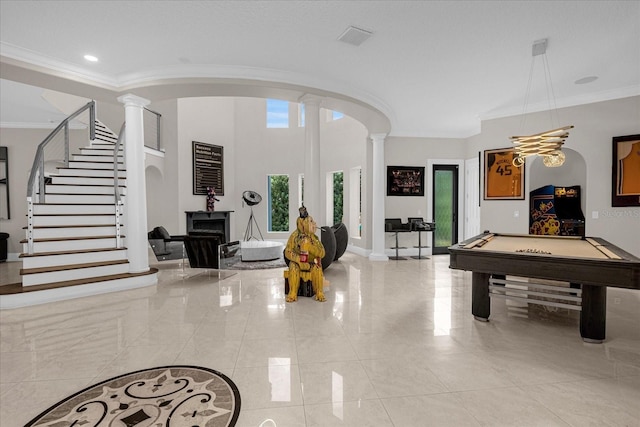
529;148;587;234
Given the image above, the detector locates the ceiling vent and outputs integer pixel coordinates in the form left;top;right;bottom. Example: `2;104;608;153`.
338;26;373;46
532;38;547;56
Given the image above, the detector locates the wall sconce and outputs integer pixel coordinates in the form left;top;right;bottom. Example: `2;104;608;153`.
511;39;573;167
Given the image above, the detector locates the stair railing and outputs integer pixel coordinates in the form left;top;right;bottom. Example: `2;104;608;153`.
26;100;96;254
114;123;125;249
143;107;162;151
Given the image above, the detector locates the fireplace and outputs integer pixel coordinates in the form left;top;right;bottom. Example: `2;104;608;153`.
186;211;233;243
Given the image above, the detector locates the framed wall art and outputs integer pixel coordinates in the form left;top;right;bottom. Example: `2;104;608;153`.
483;147;525;200
387;166;425;196
612;134;640;207
192;141;224;195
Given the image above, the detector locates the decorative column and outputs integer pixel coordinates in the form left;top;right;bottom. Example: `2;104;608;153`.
300;95;324;226
369;133;389;261
117;94;151;273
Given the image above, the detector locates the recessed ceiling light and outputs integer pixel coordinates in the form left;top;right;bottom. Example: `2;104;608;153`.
84;54;98;62
575;76;598;85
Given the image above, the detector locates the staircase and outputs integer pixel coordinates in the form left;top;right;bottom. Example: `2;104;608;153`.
0;118;157;309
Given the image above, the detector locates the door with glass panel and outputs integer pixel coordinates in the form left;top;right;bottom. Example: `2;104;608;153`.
432;165;459;254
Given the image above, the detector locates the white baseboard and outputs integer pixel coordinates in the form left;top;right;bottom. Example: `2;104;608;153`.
346;244;369;257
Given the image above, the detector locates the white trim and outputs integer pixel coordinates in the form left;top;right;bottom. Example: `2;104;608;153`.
1;42;395;128
0;273;158;309
464;157;481;239
480;85;640;121
347;244;370;258
144;145;165;157
349;166;362;239
1;42;120;88
5;253;20;262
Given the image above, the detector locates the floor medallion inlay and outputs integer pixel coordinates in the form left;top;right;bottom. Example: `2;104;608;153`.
25;365;240;427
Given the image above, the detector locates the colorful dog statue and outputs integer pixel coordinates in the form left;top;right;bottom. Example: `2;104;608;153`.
284;206;326;302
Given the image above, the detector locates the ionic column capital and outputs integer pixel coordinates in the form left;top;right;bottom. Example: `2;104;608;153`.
117;93;150;108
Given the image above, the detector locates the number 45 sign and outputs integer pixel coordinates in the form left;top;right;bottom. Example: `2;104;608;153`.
484;148;525;200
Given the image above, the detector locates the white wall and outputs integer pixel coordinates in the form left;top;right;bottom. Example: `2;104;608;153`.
174;97;368;245
320;111;368;250
383;136;467;252
0;127;87;257
467;96;640;256
145;99;180;234
176;97;237;236
4;95;638;261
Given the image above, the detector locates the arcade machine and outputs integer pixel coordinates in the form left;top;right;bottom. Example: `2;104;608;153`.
529;185;585;237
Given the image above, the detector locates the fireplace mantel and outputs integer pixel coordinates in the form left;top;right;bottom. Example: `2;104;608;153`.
186;211;233;243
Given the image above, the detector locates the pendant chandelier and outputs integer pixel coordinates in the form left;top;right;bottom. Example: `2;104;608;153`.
511;39;573;167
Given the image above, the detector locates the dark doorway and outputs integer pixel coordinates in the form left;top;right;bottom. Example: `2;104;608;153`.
432;165;459;254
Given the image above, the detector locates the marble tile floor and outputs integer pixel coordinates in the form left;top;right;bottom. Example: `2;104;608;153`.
0;253;639;426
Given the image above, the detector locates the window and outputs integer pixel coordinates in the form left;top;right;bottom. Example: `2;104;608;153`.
298;104;305;127
333;171;344;224
266;99;289;128
325;109;344;122
267;174;289;231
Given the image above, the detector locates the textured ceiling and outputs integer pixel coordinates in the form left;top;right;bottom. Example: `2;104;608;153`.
1;1;639;137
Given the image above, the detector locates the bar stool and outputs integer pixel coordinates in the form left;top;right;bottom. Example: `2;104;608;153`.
385;218;408;260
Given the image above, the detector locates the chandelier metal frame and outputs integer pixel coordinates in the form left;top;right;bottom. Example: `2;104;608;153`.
511;39;573;167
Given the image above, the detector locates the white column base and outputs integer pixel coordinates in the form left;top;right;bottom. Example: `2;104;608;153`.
368;253;390;261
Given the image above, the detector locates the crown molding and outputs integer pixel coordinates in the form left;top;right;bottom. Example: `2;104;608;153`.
1;42;119;89
480;85;640;121
1;42;394;128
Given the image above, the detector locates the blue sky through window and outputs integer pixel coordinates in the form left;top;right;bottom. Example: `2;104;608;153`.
267;99;289;128
332;110;344;120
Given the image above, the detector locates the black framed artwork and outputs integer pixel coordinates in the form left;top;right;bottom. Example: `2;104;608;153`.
387;166;425;196
192;141;224;195
483;147;525;200
612;134;640;207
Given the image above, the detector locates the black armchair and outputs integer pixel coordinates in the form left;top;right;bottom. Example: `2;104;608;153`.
183;233;223;269
148;226;185;261
331;222;349;261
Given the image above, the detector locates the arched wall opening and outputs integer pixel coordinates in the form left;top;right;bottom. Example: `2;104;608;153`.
529;147;588;215
172;96;371;250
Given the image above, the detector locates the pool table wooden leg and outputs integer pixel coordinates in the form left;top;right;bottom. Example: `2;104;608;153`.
472;272;491;321
580;284;606;343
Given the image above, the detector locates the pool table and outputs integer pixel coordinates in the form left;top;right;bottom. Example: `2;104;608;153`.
449;232;640;343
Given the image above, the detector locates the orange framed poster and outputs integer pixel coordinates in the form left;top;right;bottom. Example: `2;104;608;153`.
612;134;640;207
484;148;525;200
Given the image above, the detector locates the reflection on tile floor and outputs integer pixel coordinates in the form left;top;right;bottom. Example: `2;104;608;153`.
1;253;639;426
